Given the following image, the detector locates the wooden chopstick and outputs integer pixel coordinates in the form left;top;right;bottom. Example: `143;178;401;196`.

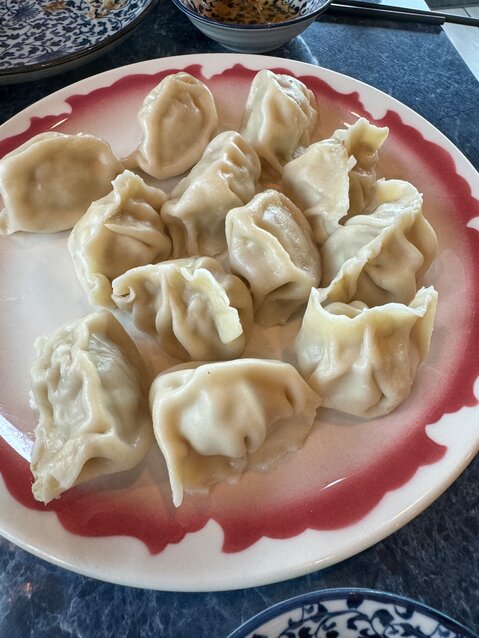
325;0;479;26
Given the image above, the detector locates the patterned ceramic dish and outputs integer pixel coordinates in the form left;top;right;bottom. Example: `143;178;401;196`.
0;0;159;84
171;0;332;52
226;589;478;638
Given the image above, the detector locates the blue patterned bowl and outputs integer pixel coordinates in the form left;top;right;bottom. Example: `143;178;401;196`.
227;589;478;638
171;0;332;52
0;0;159;84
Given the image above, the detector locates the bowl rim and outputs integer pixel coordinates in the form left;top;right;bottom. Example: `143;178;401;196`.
0;0;159;81
225;588;479;638
171;0;333;30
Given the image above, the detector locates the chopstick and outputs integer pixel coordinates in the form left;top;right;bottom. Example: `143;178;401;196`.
325;0;479;27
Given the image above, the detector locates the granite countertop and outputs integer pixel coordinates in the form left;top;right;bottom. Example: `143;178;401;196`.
1;1;478;636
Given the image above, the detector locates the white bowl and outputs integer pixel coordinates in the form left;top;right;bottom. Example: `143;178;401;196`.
171;0;332;52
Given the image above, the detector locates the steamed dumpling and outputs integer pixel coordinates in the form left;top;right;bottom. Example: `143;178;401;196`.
30;311;153;504
240;69;317;176
320;179;438;307
332;117;389;216
124;72;218;180
112;256;254;361
149;359;321;507
226;189;322;326
161;131;261;258
282;138;357;244
0;132;123;234
294;286;438;418
281;118;389;244
68;170;171;308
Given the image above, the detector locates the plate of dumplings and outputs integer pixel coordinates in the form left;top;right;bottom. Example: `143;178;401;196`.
0;53;478;591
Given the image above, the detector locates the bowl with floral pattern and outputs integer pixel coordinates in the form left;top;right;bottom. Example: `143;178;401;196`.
0;0;159;84
227;588;478;638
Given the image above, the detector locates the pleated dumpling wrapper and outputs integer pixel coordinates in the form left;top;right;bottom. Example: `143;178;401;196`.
68;170;171;308
0;132;123;234
240;69;317;177
320;179;438;307
112;256;253;361
282;137;357;245
226;189;322;326
332;117;389;216
149;359;321;507
124;72;218;180
295;286;438;419
30;311;153;504
161;131;261;258
282;118;389;244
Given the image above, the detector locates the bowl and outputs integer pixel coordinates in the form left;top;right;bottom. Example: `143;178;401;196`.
171;0;332;52
226;588;478;638
0;0;159;85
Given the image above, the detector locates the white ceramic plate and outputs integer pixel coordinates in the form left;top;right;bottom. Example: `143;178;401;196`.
0;53;478;591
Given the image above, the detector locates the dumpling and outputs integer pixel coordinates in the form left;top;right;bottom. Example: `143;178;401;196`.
332;117;389;216
112;256;253;361
320;179;438;307
282;138;357;244
240;69;317;176
68;170;171;308
124;72;218;180
294;286;438;418
0;132;123;234
281;118;388;245
161;131;261;258
226;189;322;326
149;359;321;507
30;311;153;504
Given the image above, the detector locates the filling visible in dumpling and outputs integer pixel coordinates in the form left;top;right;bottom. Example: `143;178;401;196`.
30;311;153;504
149;359;321;507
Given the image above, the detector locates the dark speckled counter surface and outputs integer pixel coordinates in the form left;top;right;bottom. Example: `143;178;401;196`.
1;1;478;636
